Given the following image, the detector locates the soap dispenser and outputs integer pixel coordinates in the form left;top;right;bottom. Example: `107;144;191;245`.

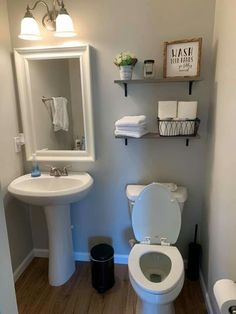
31;153;41;177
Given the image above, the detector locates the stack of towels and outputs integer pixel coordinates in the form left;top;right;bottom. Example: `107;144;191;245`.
114;115;148;138
158;101;198;136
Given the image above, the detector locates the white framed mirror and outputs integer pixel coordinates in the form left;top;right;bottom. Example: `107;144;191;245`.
14;44;95;162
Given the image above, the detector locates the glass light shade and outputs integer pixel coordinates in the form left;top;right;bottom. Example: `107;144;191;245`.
18;17;42;40
55;14;76;37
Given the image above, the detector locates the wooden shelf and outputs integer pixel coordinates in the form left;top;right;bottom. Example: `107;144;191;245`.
114;77;202;96
115;132;200;147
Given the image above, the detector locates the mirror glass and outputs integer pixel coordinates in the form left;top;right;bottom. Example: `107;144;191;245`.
14;44;95;162
28;58;85;151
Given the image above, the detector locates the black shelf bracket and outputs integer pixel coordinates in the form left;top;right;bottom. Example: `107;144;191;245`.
124;83;128;97
189;81;194;95
125;138;128;145
186;138;189;146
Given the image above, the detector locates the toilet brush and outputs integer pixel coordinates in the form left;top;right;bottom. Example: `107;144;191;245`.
187;224;201;280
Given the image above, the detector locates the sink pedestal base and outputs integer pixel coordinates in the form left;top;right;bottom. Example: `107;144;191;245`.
44;205;75;286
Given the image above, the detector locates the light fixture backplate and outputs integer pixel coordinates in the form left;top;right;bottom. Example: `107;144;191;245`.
42;11;57;31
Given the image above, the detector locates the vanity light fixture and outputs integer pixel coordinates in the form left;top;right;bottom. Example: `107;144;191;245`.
19;0;76;40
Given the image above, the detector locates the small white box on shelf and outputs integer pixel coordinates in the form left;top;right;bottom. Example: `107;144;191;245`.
158;101;177;119
177;101;198;119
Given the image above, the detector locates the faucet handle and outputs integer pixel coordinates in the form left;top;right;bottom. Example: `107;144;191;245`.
45;164;55;176
61;165;72;176
45;165;62;176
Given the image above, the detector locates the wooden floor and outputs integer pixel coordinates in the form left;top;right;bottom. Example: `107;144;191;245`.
15;258;207;314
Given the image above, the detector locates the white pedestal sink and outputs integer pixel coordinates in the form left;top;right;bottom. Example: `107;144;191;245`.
8;172;93;286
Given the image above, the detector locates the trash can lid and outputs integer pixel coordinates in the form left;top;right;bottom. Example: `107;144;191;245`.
91;243;114;261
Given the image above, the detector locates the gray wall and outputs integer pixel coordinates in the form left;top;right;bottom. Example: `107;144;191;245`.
0;0;33;272
202;0;236;312
7;0;216;258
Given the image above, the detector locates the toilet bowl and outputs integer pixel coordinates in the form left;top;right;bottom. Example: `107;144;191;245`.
126;183;187;314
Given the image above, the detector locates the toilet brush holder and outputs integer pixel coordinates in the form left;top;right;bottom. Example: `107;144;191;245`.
187;224;201;280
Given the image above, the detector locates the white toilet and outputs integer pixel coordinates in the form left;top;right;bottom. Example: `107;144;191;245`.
126;183;187;314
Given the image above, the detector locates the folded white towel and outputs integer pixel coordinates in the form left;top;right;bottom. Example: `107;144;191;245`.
158;101;177;119
51;97;69;132
115;115;147;127
177;101;198;119
114;129;148;138
116;123;147;132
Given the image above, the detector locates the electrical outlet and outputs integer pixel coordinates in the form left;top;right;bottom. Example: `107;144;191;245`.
14;133;25;152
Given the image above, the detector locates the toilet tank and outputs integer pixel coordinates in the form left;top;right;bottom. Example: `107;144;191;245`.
126;183;187;217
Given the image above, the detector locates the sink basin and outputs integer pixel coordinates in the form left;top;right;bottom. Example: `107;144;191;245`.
8;172;93;286
8;172;93;206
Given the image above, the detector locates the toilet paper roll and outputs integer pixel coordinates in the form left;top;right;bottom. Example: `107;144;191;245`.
214;279;236;314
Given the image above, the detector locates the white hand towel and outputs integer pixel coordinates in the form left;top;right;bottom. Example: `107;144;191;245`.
114;129;148;138
158;101;177;119
177;101;198;119
115;115;146;127
51;97;69;132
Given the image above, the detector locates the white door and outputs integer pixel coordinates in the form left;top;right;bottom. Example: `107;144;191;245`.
0;184;18;314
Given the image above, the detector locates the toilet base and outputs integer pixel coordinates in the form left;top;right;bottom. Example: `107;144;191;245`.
136;298;175;314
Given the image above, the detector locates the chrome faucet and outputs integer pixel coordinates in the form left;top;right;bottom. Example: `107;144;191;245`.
48;165;71;177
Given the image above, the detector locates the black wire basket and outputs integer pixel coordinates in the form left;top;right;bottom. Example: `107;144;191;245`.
157;118;200;137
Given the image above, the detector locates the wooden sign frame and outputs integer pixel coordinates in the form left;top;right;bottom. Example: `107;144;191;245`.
163;38;202;78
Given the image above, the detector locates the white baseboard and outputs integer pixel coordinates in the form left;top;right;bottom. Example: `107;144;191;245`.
199;269;213;314
34;249;129;264
73;251;128;264
33;248;49;258
73;251;89;261
114;254;128;264
13;250;34;282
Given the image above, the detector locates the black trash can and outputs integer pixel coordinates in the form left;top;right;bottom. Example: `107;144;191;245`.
90;243;115;293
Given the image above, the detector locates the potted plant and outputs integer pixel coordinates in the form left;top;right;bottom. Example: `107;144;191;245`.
114;52;138;80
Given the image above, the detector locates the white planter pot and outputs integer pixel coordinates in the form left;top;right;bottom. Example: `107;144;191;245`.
119;65;133;80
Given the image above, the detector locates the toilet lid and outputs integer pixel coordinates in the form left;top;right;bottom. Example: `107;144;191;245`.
132;183;181;244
